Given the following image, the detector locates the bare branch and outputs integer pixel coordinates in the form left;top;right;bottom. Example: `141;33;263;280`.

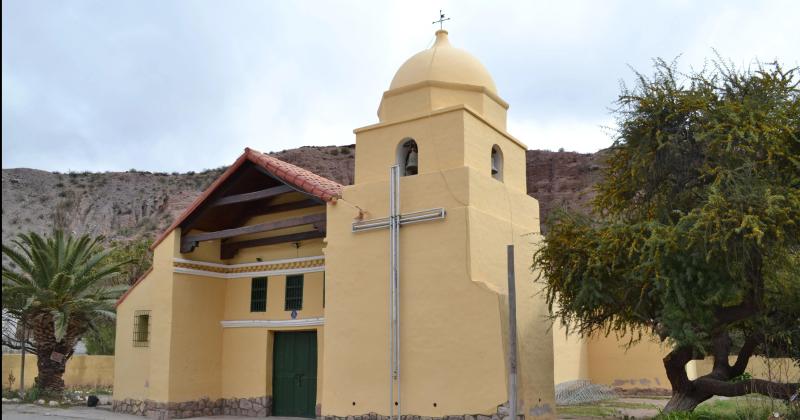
694;377;799;400
730;334;764;377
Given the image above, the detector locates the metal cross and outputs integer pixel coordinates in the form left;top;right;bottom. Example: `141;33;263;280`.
432;9;450;30
351;165;446;420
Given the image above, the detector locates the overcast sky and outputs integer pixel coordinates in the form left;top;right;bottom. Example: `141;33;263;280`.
3;0;798;172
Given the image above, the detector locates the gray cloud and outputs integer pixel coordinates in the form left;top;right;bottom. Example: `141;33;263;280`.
3;0;799;172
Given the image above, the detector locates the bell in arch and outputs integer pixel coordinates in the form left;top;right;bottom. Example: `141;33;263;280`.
405;147;419;175
491;150;499;175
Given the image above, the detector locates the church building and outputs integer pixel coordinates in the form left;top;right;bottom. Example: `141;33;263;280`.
113;30;556;419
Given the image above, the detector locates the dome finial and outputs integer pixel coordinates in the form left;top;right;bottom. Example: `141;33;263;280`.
433;29;450;47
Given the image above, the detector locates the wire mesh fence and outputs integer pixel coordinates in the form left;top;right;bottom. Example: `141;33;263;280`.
555;379;618;405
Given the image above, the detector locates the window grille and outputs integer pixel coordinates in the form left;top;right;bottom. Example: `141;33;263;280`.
285;275;304;310
133;310;150;347
251;277;268;312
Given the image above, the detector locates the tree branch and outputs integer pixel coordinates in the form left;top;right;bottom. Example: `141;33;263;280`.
710;332;732;378
664;345;695;391
714;299;756;326
730;334;763;377
694;377;799;400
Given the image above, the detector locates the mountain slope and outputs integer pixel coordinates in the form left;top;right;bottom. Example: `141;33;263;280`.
2;145;599;244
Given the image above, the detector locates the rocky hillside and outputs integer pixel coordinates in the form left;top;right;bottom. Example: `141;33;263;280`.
1;145;600;244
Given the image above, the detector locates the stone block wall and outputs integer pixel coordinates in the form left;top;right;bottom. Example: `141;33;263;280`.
320;415;522;420
319;402;523;420
113;396;271;419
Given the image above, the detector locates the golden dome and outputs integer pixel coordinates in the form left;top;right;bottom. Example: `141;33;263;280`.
389;30;497;93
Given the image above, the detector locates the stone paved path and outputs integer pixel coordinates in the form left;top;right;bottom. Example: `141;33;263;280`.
2;403;307;420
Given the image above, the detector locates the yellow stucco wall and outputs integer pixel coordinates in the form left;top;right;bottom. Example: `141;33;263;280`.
378;83;508;130
114;230;178;402
555;330;800;391
324;100;554;418
324;171;507;416
2;354;114;389
114;217;328;406
586;334;672;390
690;356;800;382
221;326;324;400
167;272;225;401
551;325;590;384
223;272;324;321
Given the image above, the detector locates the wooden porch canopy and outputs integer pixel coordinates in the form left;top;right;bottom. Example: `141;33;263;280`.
150;148;343;260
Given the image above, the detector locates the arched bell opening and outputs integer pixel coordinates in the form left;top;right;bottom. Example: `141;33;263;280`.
397;138;419;176
491;145;504;182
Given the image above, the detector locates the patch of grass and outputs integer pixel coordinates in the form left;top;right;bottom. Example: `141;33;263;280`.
67;385;113;395
655;395;794;420
3;388;21;399
557;404;618;417
600;400;660;409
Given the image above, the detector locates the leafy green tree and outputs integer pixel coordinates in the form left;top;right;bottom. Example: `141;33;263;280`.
2;231;129;394
534;59;799;412
80;237;153;356
107;237;153;285
84;319;116;355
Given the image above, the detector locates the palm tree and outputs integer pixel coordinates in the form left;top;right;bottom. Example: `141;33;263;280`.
2;231;129;394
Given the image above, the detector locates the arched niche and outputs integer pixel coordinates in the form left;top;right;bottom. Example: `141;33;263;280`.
396;138;419;176
491;145;504;182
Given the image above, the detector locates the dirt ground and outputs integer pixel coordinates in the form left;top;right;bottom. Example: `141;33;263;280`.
1;403;306;420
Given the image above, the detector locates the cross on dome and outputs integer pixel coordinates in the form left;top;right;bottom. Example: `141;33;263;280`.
432;9;450;30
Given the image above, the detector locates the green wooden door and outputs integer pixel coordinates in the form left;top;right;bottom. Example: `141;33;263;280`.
273;331;318;418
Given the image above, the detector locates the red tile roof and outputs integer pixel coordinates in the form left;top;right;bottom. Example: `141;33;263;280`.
245;148;343;202
148;147;342;251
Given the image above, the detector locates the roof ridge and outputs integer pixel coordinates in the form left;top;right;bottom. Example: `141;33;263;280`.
149;147;342;251
244;148;343;202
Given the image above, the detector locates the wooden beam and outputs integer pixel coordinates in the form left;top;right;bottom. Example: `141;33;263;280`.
239;199;323;222
178;162;252;233
212;185;293;207
220;230;325;259
181;213;326;252
252;165;326;204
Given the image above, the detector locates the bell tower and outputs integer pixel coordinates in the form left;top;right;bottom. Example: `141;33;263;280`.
322;30;555;419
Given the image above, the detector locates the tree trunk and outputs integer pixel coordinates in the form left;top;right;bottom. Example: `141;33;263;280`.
34;353;68;393
662;345;713;413
661;336;798;412
663;390;709;412
19;320;27;396
29;313;85;395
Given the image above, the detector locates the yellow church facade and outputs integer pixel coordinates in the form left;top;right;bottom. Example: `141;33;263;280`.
113;30;556;419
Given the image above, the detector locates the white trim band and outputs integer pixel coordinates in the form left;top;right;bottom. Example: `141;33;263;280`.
221;318;324;328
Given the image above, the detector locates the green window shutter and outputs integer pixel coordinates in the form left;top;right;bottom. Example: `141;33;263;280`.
251;277;268;312
285;275;304;310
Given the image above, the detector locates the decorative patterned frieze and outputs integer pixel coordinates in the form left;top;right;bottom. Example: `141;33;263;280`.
173;256;324;278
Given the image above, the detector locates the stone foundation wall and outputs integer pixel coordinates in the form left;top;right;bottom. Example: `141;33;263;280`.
113;396;271;419
321;415;518;420
320;402;521;420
